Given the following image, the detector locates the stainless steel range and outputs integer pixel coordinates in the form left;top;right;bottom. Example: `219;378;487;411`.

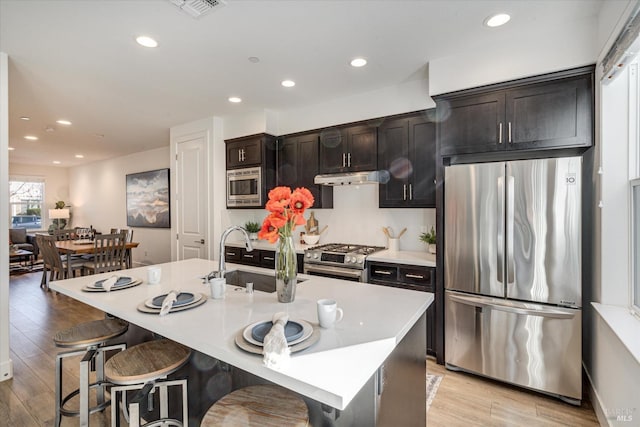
303;243;385;282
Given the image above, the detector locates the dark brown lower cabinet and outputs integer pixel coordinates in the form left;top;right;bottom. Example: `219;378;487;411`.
225;246;304;273
367;261;436;356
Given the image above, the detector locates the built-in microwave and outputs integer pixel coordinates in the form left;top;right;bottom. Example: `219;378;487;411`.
227;166;262;207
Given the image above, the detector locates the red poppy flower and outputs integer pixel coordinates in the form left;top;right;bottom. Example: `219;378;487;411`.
289;187;314;214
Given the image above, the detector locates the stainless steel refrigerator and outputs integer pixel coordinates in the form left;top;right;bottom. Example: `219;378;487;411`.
444;156;582;403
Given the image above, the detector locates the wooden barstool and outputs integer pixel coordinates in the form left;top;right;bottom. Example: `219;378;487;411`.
200;384;309;427
54;317;129;427
104;339;191;427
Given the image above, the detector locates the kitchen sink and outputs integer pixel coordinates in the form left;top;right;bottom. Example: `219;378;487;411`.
224;269;305;293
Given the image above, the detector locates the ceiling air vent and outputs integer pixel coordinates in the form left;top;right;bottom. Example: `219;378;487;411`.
170;0;226;18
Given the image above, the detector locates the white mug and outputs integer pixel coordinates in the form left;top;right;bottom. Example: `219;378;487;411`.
317;299;344;328
209;277;226;299
147;266;161;284
388;238;399;252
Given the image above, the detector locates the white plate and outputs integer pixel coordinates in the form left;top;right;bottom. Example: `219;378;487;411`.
242;319;313;347
144;292;202;309
82;279;142;292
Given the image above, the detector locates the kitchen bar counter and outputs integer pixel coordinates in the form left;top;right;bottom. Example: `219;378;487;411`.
49;258;432;425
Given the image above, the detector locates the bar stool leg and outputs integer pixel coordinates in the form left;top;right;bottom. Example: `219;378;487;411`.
55;353;63;427
80;348;96;426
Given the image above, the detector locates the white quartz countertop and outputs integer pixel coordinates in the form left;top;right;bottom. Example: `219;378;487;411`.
227;239;437;267
367;249;436;267
225;239;312;254
49;258;432;411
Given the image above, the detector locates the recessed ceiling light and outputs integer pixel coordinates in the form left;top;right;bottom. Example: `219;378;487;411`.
281;80;295;88
75;154;84;159
93;133;105;138
228;97;242;103
350;58;367;67
24;135;38;141
8;147;14;151
136;36;158;48
52;160;61;165
485;13;511;27
56;119;72;125
20;116;30;121
248;56;260;63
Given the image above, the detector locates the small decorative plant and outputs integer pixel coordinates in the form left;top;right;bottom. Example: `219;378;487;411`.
244;221;261;233
420;226;436;245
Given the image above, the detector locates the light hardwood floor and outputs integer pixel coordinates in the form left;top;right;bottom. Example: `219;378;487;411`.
3;271;600;426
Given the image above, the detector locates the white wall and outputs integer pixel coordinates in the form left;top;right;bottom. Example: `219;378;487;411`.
429;18;598;95
224;186;435;253
8;163;69;230
68;147;171;266
0;51;12;382
586;1;640;425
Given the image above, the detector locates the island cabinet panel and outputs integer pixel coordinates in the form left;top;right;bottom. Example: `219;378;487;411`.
224;246;241;263
436;66;594;157
378;112;436;208
367;261;436;356
277;132;333;208
319;124;377;173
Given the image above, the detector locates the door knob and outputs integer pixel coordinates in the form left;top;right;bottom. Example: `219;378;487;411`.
194;239;205;244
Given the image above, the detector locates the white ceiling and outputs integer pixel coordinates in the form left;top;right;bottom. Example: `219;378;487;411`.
0;0;603;167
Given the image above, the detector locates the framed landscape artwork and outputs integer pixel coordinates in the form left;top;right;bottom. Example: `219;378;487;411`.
126;168;170;228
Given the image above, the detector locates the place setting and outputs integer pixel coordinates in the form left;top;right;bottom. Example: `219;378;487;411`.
82;275;142;292
234;314;320;358
136;290;208;315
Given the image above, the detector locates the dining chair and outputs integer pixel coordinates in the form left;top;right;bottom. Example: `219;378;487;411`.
82;232;127;275
53;228;76;241
37;234;85;290
110;228;134;268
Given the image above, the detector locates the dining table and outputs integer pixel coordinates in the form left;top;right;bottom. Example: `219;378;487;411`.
49;258;431;426
55;239;140;276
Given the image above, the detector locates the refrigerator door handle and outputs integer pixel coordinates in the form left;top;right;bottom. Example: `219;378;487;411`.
497;176;505;285
448;293;576;319
506;175;515;285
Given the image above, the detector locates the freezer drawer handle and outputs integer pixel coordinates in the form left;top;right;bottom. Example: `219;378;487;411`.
449;293;576;319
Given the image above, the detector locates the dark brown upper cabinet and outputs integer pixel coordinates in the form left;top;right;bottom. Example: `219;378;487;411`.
436;67;594;157
378;112;436;208
226;134;275;169
319;124;377;173
277;132;333;208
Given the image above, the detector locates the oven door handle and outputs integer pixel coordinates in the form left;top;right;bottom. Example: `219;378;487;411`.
304;264;364;280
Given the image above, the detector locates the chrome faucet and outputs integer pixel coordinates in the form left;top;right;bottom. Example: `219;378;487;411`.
216;225;254;279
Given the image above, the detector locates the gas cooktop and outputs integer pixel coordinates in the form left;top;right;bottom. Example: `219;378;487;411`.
304;243;385;269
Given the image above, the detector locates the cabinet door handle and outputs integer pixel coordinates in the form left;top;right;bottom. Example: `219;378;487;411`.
508;122;512;143
226;252;236;256
403;184;407;200
241;148;246;161
238;149;242;162
409;184;413;200
498;122;503;144
347;152;351;167
263;256;275;261
405;274;425;279
243;254;254;258
342;153;346;167
374;270;393;275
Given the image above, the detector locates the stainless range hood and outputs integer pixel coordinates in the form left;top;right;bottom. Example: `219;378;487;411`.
314;170;388;186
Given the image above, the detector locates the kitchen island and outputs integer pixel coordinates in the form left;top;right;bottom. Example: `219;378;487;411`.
49;258;432;426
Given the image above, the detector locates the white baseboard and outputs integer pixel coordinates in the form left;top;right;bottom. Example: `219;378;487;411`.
0;358;13;382
584;364;609;426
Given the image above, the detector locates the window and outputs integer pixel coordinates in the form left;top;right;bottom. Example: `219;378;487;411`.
632;180;640;314
9;179;44;230
631;60;640;315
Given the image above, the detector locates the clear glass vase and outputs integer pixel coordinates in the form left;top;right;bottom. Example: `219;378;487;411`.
276;235;297;303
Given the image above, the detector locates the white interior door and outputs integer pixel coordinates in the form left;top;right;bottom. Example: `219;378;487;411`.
176;132;208;260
